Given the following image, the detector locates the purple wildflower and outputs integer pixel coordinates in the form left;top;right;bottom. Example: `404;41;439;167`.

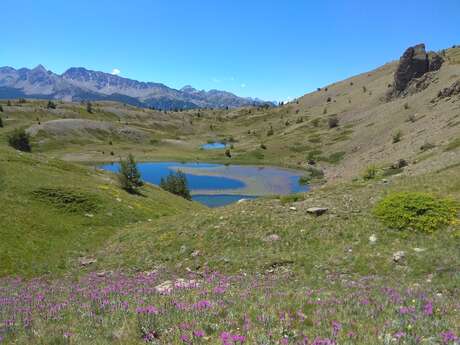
192;300;212;310
394;331;405;339
136;305;159;314
193;329;205;337
423;301;433;316
441;330;458;344
398;306;415;315
332;320;342;337
180;334;190;343
220;332;246;344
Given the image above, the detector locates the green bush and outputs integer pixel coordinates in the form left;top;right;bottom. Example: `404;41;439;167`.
159;170;191;200
362;165;378;180
444;137;460;151
267;126;274;136
280;193;305;204
374;192;458;233
392;130;402;144
8;129;31;152
299;166;325;184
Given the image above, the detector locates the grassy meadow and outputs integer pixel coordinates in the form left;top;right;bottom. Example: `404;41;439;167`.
0;47;459;343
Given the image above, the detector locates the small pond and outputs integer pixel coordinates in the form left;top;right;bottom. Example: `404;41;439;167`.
100;162;308;207
201;142;227;150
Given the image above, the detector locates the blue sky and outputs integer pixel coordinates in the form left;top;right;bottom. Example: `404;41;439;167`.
1;0;459;102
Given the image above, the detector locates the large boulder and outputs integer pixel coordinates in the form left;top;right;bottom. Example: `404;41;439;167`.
390;44;444;98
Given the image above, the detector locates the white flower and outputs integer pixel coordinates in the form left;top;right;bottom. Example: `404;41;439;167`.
369;234;377;243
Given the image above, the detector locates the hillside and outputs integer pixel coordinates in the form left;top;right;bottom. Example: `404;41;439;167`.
0;44;458;344
3;45;457;185
0;145;202;277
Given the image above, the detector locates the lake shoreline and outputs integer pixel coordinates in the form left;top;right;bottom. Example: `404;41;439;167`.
100;161;309;206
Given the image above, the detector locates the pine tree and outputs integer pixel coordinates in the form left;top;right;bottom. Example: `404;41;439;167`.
47;100;56;109
86;102;93;113
159;170;191;200
118;154;143;194
0;105;3;112
0;117;3;128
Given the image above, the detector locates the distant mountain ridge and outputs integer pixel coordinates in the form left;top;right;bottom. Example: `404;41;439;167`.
0;65;272;110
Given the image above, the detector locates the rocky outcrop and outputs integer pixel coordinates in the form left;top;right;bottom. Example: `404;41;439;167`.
437;80;460;99
388;44;444;99
306;207;328;216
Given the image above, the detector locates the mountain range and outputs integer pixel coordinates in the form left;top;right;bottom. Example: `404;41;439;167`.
0;65;272;110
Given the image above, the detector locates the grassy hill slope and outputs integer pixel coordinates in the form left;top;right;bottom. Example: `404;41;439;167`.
0;145;202;277
0;46;459;345
95;162;459;286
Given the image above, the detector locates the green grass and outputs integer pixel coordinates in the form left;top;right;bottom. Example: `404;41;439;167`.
95;166;460;286
0;146;201;277
445;137;460;151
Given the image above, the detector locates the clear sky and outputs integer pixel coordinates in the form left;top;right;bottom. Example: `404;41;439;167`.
1;0;459;102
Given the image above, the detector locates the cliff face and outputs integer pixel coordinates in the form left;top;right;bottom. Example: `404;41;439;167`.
389;43;444;98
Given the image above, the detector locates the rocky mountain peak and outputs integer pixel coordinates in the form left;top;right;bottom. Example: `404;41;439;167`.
181;85;198;93
0;65;272;110
32;64;47;72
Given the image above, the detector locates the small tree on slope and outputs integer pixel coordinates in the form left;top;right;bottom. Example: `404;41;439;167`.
159;170;191;200
118;154;143;194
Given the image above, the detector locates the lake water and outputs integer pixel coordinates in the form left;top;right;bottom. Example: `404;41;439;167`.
201;142;227;150
100;162;308;207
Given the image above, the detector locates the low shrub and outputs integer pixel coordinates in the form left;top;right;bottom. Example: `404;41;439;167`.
420;142;436;152
32;188;99;213
392;130;402;144
328;116;339;128
299;166;325;184
267;126;274;136
321;151;345;164
280;193;305;204
363;165;378;180
374;192;458;233
8;128;31;152
444;137;460;151
382;167;403;176
311;118;321;127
